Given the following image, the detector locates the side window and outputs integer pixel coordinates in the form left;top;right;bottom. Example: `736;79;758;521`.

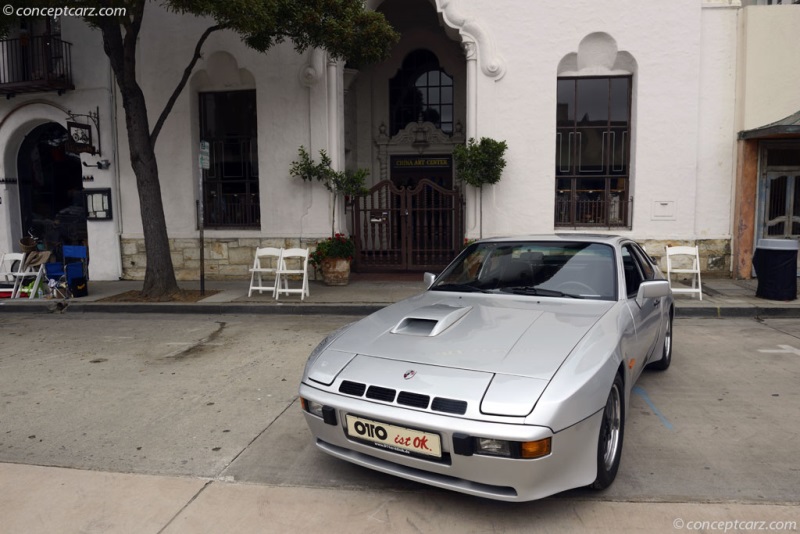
630;244;655;280
621;245;644;297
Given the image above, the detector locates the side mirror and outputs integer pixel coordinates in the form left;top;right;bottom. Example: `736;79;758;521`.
423;272;437;289
636;280;670;307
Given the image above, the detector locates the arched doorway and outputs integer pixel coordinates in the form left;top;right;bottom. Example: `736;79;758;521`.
348;0;468;272
17;122;86;258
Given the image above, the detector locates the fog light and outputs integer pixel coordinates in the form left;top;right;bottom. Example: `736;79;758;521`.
521;438;552;459
301;398;325;418
475;438;511;457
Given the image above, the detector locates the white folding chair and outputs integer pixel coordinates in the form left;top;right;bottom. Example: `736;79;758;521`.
18;251;53;299
275;248;310;301
665;245;703;300
248;247;283;298
0;253;27;299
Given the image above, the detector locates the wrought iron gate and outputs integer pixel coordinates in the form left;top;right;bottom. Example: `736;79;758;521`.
352;179;464;272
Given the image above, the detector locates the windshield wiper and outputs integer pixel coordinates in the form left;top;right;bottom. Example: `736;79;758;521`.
431;283;492;294
500;286;585;299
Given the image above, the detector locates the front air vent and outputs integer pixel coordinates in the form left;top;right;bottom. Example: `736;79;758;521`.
397;391;430;409
432;397;468;415
366;385;396;402
337;381;466;415
339;380;366;397
392;318;439;336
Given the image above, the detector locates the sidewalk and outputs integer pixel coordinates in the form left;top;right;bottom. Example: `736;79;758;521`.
0;273;798;317
3;462;797;534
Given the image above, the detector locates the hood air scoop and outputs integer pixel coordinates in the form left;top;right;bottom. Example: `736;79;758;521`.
390;304;472;337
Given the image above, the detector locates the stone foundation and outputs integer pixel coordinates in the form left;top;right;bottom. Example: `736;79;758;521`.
120;237;321;281
640;238;731;277
120;237;733;281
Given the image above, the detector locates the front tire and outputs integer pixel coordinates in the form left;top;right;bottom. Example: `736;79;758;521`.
647;309;673;371
591;373;625;490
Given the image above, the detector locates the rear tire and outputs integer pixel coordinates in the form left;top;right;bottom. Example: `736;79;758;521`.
591;373;625;490
647;309;673;371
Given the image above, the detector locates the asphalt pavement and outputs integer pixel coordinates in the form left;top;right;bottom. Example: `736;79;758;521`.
1;274;799;534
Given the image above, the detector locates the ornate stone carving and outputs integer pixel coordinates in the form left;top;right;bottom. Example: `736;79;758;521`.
375;118;466;181
299;49;325;87
436;0;506;80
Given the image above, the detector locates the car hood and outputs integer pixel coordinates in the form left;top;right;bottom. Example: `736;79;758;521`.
329;291;614;381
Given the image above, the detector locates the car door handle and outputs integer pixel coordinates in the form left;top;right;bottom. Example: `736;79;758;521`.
653;299;661;308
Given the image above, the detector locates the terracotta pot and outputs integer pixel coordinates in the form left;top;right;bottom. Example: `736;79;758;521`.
320;257;351;286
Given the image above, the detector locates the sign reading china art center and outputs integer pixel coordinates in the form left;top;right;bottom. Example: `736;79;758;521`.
391;155;452;172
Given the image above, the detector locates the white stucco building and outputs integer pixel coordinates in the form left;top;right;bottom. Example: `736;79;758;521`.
1;0;798;281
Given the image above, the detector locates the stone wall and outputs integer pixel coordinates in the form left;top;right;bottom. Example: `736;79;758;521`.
120;237;320;281
640;238;731;277
120;237;732;281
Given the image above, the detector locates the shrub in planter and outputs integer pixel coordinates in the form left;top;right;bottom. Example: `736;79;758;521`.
290;147;368;238
453;137;508;238
311;234;356;286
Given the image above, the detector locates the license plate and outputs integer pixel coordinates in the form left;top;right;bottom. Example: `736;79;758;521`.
345;414;442;458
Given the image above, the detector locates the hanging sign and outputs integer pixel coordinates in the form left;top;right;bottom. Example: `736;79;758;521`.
65;121;97;155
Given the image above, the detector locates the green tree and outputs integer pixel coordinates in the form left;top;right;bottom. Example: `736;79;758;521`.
290;146;368;238
2;1;397;299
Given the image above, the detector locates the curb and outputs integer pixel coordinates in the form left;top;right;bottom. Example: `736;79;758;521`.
675;306;800;319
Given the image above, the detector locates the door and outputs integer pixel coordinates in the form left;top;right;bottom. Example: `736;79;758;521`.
17;122;86;258
352;179;463;272
622;244;663;379
761;171;800;275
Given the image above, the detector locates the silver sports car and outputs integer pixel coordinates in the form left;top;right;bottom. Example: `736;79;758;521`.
299;235;673;501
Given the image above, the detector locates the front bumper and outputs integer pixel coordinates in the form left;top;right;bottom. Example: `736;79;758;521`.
299;382;603;502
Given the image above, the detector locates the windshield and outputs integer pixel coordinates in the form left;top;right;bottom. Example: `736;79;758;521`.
430;241;617;300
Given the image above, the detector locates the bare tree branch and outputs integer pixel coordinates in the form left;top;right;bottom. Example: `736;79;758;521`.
150;24;224;146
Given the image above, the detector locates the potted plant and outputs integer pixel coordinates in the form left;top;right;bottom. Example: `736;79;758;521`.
453;137;508;238
309;233;356;285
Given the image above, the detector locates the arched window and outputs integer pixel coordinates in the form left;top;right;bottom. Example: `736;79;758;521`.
389;49;454;136
555;33;636;229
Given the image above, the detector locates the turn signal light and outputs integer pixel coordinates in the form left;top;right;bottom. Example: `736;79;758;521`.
470;436;553;459
521;438;552;459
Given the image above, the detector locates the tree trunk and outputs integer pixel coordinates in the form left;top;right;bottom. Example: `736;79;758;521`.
98;8;179;300
120;84;180;299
